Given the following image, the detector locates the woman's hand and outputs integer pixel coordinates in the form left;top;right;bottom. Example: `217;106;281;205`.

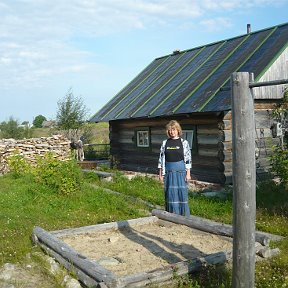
185;169;191;182
159;175;164;183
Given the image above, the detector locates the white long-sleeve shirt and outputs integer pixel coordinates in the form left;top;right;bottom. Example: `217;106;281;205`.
158;138;192;175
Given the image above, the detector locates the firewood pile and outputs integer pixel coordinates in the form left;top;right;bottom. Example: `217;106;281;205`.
0;135;71;175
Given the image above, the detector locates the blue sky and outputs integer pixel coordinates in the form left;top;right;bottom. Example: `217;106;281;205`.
0;0;287;124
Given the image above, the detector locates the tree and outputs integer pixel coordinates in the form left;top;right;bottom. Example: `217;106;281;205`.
56;88;89;140
0;117;29;139
33;115;47;128
269;86;288;187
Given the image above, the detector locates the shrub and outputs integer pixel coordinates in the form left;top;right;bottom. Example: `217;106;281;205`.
270;146;288;187
8;152;83;195
35;153;83;195
7;152;34;178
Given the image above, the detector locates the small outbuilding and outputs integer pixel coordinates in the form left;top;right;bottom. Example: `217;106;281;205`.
90;23;288;184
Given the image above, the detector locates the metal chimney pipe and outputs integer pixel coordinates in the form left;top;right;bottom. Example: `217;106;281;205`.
247;24;251;33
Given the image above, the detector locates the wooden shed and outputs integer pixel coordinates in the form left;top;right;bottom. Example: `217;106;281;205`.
90;23;288;184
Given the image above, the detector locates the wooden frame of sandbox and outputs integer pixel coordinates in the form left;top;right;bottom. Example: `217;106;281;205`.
32;209;282;288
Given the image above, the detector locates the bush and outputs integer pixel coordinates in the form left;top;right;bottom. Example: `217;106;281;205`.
8;152;83;195
7;152;34;178
270;146;288;187
35;153;83;195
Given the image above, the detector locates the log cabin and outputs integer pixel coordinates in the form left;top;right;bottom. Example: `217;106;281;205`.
90;22;288;184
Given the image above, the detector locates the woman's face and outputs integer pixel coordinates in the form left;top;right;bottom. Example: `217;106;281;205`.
168;126;179;138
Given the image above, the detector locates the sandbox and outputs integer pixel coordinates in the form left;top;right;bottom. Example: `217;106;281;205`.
32;209;281;288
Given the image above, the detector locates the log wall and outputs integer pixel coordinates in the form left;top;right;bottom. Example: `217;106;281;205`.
110;102;279;185
110;113;227;184
0;135;71;174
223;102;282;184
254;102;282;180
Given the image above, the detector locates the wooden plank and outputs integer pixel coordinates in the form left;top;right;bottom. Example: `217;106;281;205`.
221;119;232;130
254;101;281;109
218;141;232;151
223;130;232;141
192;169;226;184
51;216;158;237
198;135;222;145
34;240;104;288
32;226;118;287
151;209;272;246
111;113;222;129
197;126;220;135
222;150;232;162
198;148;219;157
118;251;233;287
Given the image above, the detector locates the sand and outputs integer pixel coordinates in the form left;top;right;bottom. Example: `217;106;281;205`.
60;220;233;277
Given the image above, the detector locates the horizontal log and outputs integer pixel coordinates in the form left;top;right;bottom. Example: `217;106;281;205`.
115;138;134;144
118;164;158;175
34;240;102;287
118;251;233;287
151;128;166;135
116;153;158;162
191;169;226;184
254;102;280;109
198;135;222;145
193;155;222;165
150;135;166;143
193;161;224;172
197;127;221;135
117;130;135;137
32;226;118;287
151;209;274;246
218;141;232;151
111;114;221;129
52;216;158;237
224;173;233;185
221;120;232;130
223;130;232;141
222;161;233;173
198;148;219;157
222;151;232;162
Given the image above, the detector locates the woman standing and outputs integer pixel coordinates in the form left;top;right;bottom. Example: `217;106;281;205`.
158;120;192;217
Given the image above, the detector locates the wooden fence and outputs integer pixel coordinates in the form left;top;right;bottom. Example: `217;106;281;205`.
83;143;110;160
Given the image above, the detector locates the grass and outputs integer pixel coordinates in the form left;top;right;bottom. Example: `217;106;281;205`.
0;168;287;287
28;122;109;144
0;173;147;265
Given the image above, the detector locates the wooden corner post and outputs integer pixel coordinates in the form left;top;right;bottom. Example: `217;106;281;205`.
231;72;256;288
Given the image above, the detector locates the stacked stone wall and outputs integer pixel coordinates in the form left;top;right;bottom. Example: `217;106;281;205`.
0;135;71;174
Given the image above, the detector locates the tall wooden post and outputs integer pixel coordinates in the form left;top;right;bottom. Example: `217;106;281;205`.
231;72;256;288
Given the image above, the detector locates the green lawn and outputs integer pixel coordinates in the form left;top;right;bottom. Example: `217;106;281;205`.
0;170;287;287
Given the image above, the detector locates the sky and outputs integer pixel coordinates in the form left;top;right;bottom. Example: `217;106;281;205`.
0;0;287;124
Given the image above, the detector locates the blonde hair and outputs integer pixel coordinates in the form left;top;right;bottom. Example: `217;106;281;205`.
166;120;182;137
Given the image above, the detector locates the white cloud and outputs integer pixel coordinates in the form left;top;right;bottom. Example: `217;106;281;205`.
0;0;286;92
202;0;287;10
200;17;232;32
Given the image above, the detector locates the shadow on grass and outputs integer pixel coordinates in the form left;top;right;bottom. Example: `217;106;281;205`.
256;180;288;217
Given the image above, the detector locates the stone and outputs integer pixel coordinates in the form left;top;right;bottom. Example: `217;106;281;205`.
97;256;121;266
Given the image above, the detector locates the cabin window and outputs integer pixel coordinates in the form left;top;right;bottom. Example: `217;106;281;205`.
136;129;150;147
182;130;194;149
182;126;197;154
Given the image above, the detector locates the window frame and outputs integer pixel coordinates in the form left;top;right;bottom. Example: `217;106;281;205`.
134;127;151;149
181;125;197;154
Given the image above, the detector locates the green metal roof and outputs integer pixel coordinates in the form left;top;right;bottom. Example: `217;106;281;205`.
90;22;288;122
